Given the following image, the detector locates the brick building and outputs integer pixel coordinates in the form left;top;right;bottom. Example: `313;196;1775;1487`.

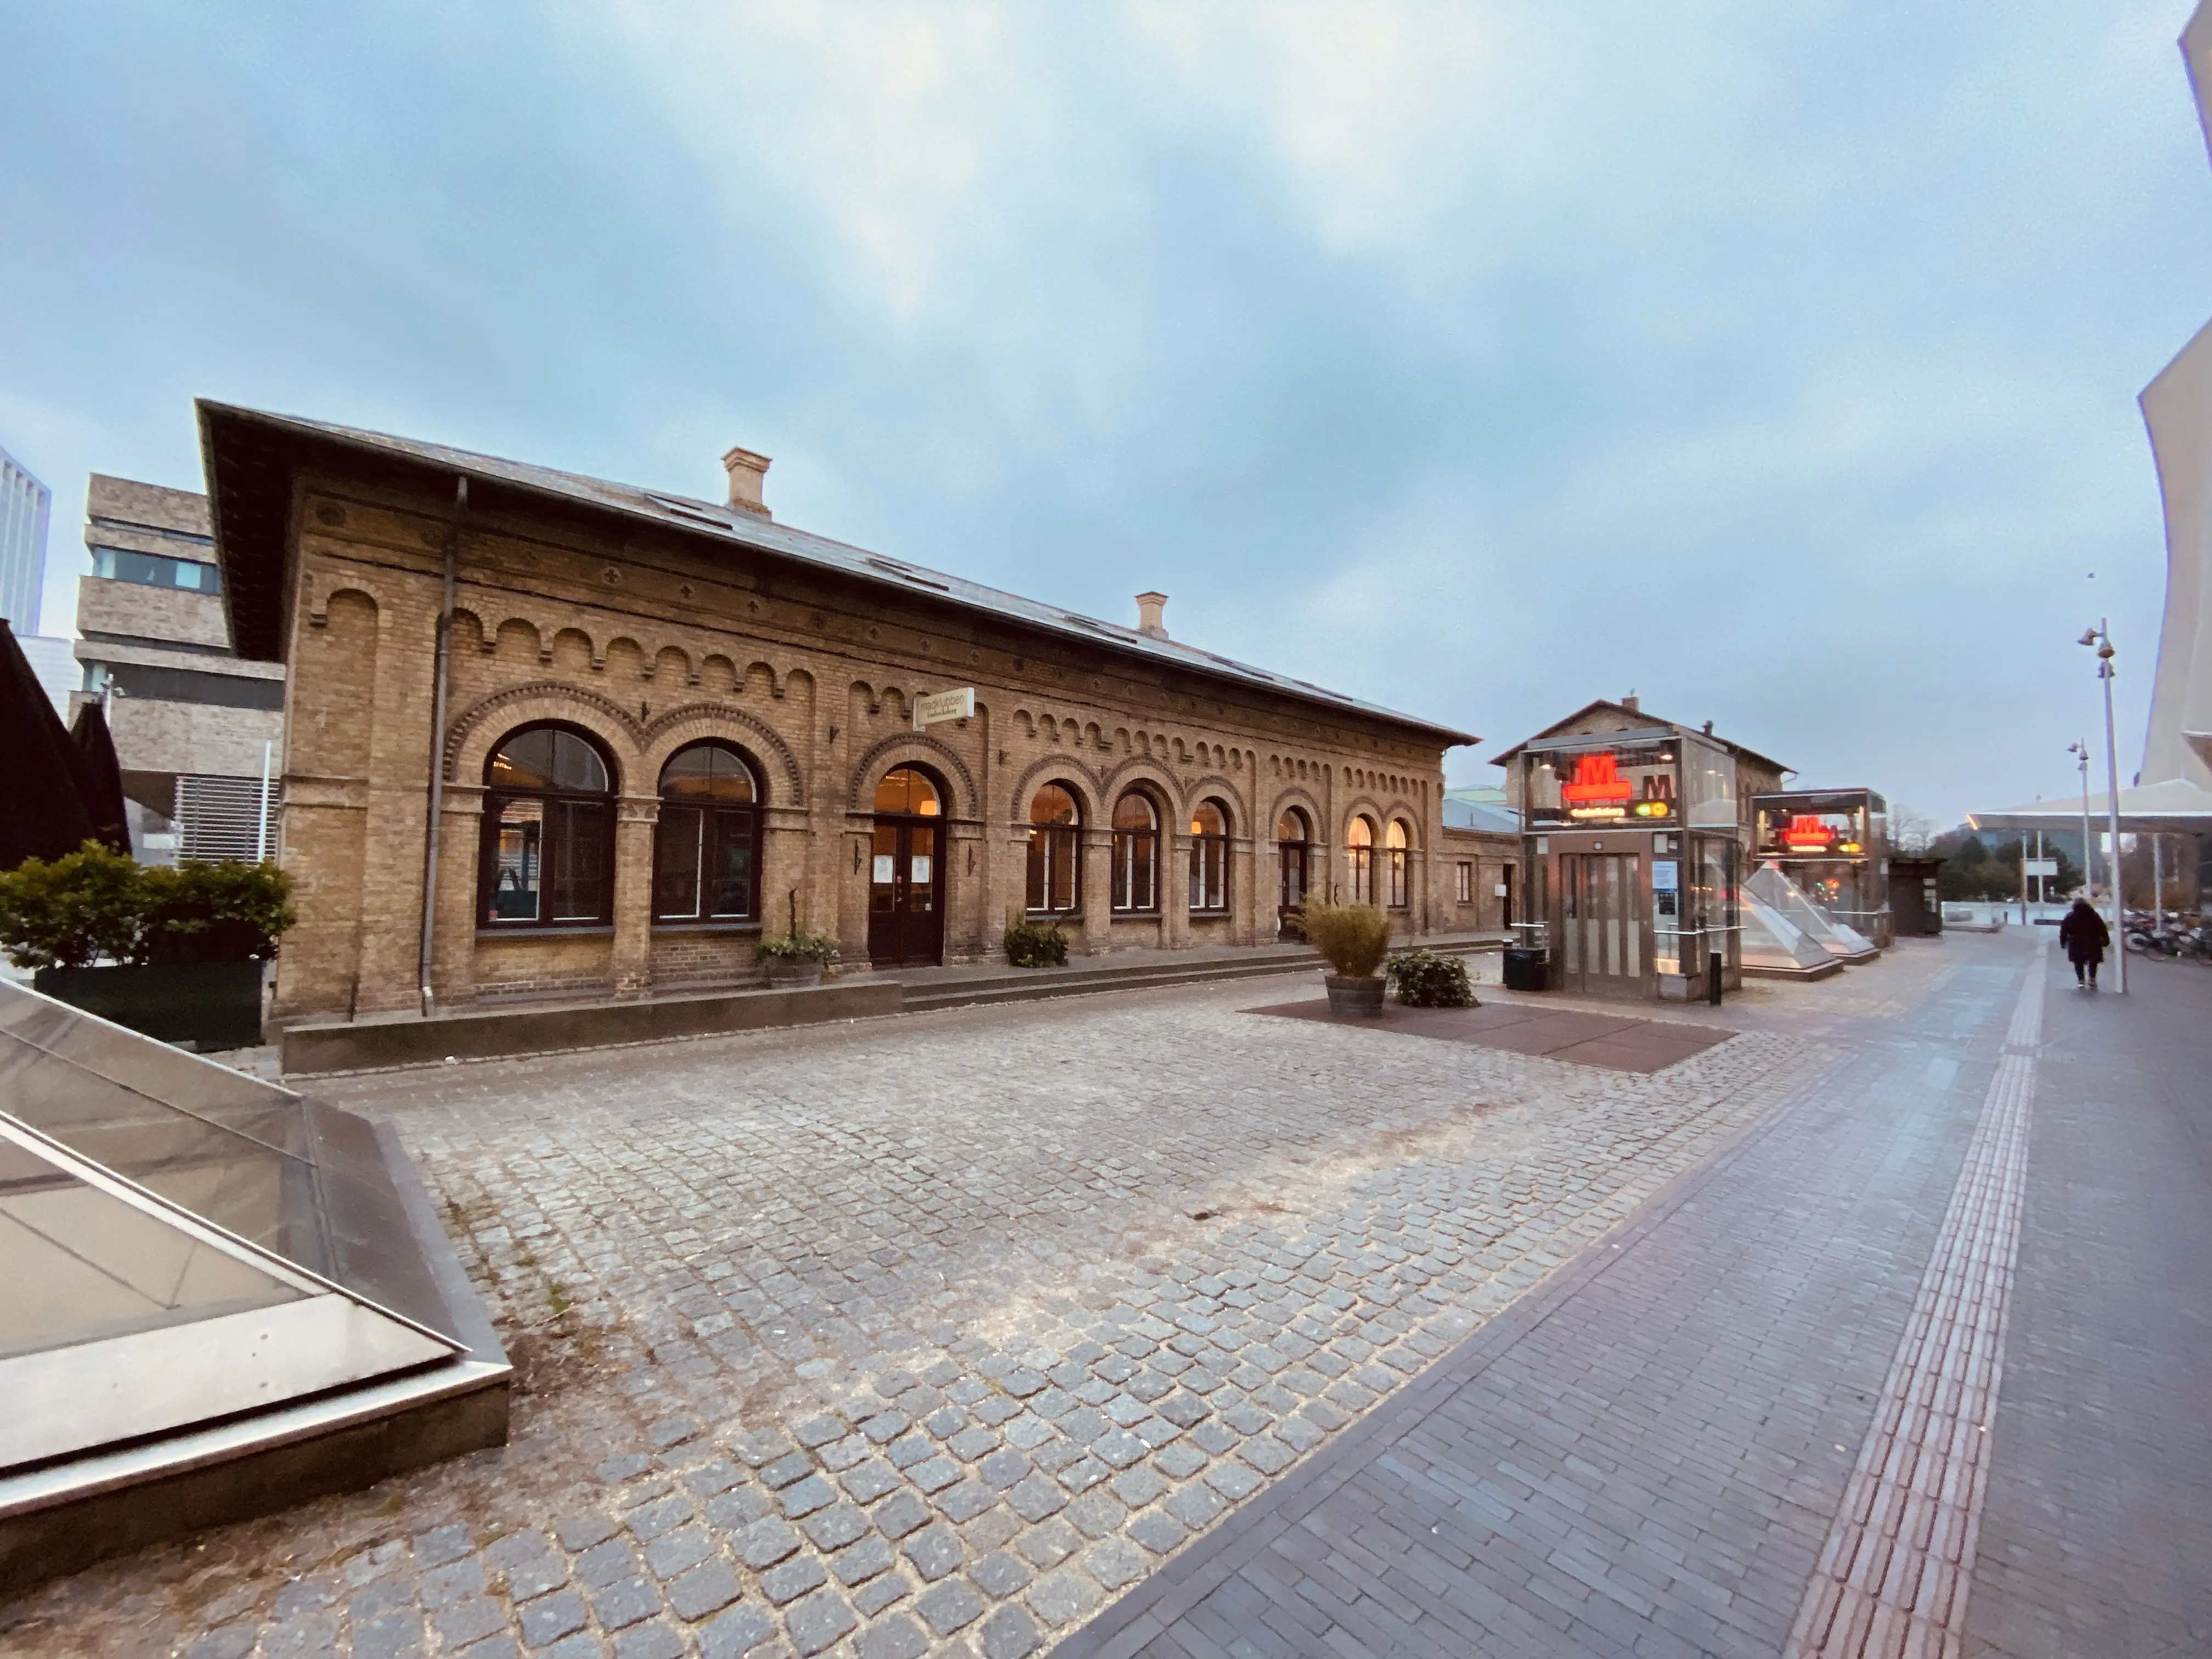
74;476;285;861
197;403;1478;1026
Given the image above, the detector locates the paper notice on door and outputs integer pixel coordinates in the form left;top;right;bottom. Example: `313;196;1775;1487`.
910;855;932;884
872;855;895;884
1652;860;1679;891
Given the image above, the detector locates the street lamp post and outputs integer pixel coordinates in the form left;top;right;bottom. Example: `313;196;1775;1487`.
2068;742;2094;904
2078;623;2127;995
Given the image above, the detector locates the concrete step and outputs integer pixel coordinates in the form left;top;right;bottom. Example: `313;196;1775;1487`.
894;936;1498;1015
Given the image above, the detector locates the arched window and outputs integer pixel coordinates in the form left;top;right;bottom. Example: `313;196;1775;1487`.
1277;806;1312;912
1346;814;1378;906
1386;819;1412;910
1189;800;1230;913
480;724;614;927
654;742;761;922
874;768;941;816
1026;784;1080;914
1111;791;1159;912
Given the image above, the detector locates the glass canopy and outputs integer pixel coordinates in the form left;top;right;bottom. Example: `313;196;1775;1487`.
0;983;466;1474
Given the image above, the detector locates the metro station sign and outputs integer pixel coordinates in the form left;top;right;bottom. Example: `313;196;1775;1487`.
1560;752;1674;821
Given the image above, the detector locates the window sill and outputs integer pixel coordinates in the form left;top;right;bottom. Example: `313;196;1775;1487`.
1025;911;1082;922
1189;910;1231;920
1109;911;1164;921
476;924;614;939
652;921;763;935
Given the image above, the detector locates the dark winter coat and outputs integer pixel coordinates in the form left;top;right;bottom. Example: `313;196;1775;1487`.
2058;902;2110;966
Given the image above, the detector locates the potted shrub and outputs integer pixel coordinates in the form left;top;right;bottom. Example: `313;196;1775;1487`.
1003;915;1070;968
1303;899;1392;1016
0;842;294;1050
757;928;839;986
1388;946;1477;1008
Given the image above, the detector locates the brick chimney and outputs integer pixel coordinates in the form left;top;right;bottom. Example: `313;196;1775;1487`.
722;446;771;518
1136;591;1169;640
1621;691;1640;714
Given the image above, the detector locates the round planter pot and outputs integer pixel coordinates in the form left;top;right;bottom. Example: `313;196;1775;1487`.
1323;973;1386;1017
763;958;825;988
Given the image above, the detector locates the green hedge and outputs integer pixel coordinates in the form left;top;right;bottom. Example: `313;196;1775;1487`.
1387;947;1477;1008
0;842;295;970
1003;917;1070;968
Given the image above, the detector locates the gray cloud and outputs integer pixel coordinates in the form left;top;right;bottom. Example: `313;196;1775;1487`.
1;2;2201;822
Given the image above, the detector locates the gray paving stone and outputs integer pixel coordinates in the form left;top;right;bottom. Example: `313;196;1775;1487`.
644;1524;713;1581
978;1601;1045;1659
415;1522;475;1569
1126;1508;1187;1555
759;1553;828;1606
594;1575;661;1631
783;1588;857;1656
832;1533;898;1586
800;1501;868;1553
915;1577;985;1635
697;1601;777;1659
970;1549;1032;1599
872;1489;930;1539
575;1538;641;1590
839;1458;902;1504
667;1559;741;1621
612;1622;685;1659
854;1611;930;1659
902;1521;963;1582
732;1517;802;1570
1025;1568;1103;1628
518;1589;587;1649
431;1597;505;1650
852;1569;916;1617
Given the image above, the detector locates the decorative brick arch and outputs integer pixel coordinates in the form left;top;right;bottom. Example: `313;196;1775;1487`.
1380;802;1423;847
1099;758;1182;819
1339;797;1389;839
642;703;803;803
1005;755;1104;826
849;731;979;819
1181;774;1249;835
1268;787;1327;841
303;575;385;631
444;682;645;783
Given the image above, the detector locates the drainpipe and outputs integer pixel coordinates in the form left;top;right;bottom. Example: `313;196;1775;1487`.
418;477;468;1018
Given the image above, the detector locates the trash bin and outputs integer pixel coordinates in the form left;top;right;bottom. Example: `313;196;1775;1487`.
1502;947;1549;992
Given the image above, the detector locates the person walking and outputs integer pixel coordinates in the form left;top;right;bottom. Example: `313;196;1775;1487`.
2059;895;2111;990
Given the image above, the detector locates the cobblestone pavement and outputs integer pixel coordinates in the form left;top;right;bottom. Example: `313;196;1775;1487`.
2;964;1843;1659
1053;930;2211;1658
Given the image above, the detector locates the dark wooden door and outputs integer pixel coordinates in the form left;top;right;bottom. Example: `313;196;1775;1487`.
868;817;944;966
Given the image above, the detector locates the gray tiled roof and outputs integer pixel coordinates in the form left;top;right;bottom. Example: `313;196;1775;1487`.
195;402;1476;745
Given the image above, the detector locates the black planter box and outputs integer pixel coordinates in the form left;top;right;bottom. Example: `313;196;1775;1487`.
1502;947;1550;993
32;961;264;1050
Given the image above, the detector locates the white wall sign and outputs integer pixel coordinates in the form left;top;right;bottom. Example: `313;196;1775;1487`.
2024;859;2058;877
912;687;976;730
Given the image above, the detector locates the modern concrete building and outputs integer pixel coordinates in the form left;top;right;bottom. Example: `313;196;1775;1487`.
73;476;284;862
195;401;1478;1029
0;443;51;636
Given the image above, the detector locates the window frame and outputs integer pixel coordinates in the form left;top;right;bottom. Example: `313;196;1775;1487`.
1111;789;1161;915
1346;814;1378;906
1386;819;1411;910
1455;861;1474;905
652;741;765;926
1026;783;1083;916
478;722;618;932
1188;799;1231;915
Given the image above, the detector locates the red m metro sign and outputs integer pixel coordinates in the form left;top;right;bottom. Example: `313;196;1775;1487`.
1560;752;1633;805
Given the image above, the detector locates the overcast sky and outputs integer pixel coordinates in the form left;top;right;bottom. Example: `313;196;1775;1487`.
4;4;2207;826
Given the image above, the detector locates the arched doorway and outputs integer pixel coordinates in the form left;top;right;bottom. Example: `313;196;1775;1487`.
870;766;945;966
1277;806;1312;925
